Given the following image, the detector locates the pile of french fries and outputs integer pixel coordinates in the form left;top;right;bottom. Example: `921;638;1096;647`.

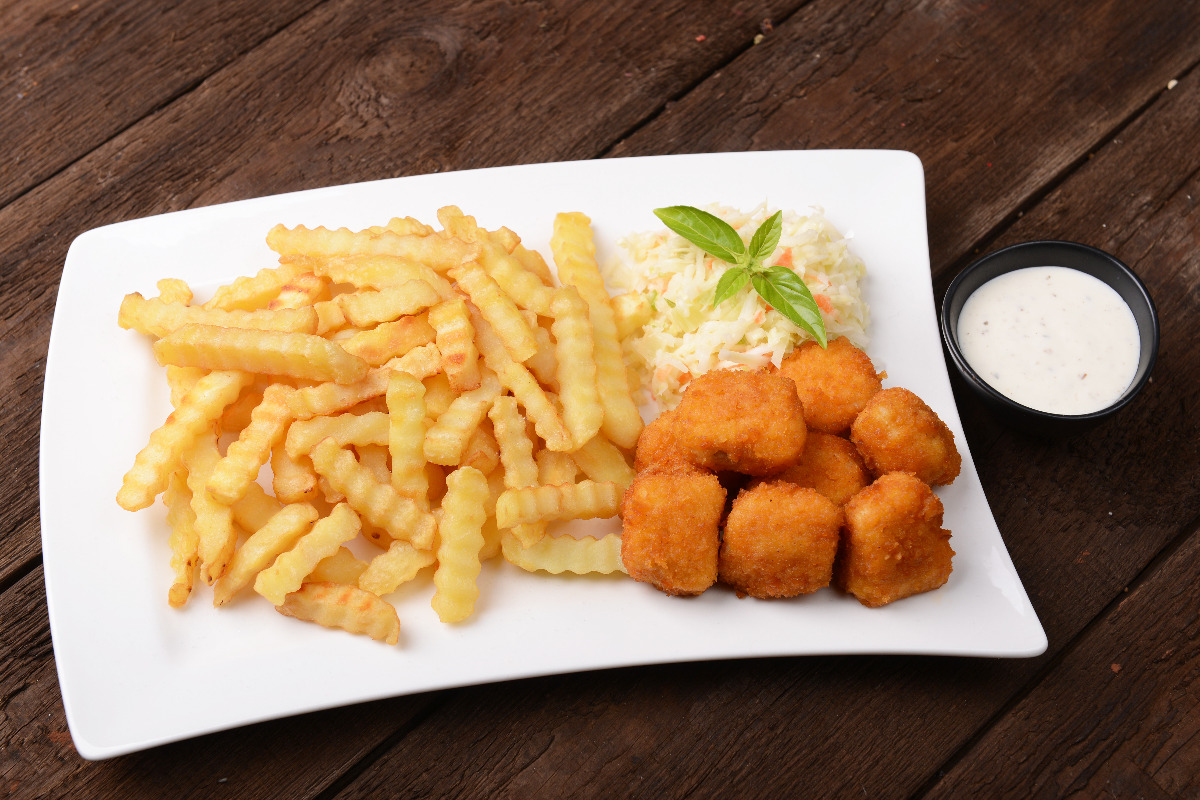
116;207;644;645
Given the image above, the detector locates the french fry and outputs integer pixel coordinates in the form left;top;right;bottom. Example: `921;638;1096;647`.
254;502;361;606
266;224;478;272
569;434;636;490
117;370;251;511
524;324;559;390
506;237;556;287
550;286;603;448
166;365;207;409
313;254;455;299
118;293;317;338
495;480;622;529
447;261;537;362
286;411;389;458
336;280;441;328
272;442;320;503
358;539;436;596
231;482;284;533
460;422;500;476
309;439;436;550
537;449;579;485
341;314;436;366
612;291;654;341
551;212;643;449
470;307;571;451
220;378;268;434
422;372;456;419
156;278;193;306
501;531;626;575
428;298;481;391
153;324;369;384
212;502;319;606
431;466;488;623
164;470;199;607
207;383;295;505
269;271;329;309
287;343;438;421
439;206;555;314
423;372;501;466
307;547;368;585
357;444;391;484
387;372;429;508
183;429;238;585
205;261;309;311
488;396;544;546
277;582;400;645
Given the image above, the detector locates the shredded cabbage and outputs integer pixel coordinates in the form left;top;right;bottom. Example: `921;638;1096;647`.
603;202;869;410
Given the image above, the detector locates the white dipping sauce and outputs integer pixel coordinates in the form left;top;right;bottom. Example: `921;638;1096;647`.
957;266;1140;415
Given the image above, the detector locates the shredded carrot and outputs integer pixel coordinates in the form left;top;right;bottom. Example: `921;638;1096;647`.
775;249;794;268
815;293;834;314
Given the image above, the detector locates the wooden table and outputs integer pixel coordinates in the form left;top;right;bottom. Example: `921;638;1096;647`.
3;1;1198;796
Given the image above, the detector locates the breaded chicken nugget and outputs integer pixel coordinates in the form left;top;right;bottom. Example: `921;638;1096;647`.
777;337;882;434
621;471;725;596
671;368;806;476
836;472;953;607
719;481;842;599
850;387;961;486
633;410;693;475
776;431;871;506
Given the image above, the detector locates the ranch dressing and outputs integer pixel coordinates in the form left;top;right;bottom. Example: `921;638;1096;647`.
957;266;1140;415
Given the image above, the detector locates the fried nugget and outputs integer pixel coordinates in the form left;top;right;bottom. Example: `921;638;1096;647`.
776;431;871;506
621;471;725;596
671;368;806;476
836;472;953;607
718;481;842;599
633;410;693;475
777;336;882;434
850;387;961;486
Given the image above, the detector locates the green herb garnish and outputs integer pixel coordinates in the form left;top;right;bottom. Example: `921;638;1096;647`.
653;205;828;347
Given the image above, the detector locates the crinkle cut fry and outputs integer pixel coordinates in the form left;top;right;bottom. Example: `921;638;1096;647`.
254;502;361;606
153;323;369;384
550;286;604;449
501;530;626;575
266;224;478;272
117;370;251;511
207;382;295;505
118;292;317;338
431;466;489;623
550;212;643;449
495;480;623;529
278;582;401;645
448;260;538;363
308;438;436;550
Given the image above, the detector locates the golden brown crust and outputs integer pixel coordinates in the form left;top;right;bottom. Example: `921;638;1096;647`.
718;481;842;598
777;337;882;434
670;368;807;476
620;472;726;596
632;410;694;475
775;431;871;506
849;387;962;486
835;472;954;607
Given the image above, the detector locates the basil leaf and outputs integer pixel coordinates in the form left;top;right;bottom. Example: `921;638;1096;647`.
751;266;828;347
747;210;783;265
654;206;746;265
712;266;751;307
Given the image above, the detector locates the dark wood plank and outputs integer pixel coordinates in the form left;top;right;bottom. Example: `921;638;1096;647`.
0;566;442;800
923;521;1200;799
320;6;1200;800
0;0;324;206
610;0;1200;283
0;0;802;589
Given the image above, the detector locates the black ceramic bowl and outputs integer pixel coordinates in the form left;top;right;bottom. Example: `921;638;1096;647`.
940;240;1158;435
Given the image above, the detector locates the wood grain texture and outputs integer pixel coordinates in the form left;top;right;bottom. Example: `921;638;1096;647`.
0;0;801;589
610;0;1200;280
3;0;1200;796
0;567;442;800
0;0;324;206
923;521;1200;799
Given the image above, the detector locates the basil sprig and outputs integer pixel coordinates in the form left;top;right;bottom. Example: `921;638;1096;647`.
653;205;828;347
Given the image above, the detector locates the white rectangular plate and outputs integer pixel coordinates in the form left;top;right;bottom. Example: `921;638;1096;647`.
42;150;1046;760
